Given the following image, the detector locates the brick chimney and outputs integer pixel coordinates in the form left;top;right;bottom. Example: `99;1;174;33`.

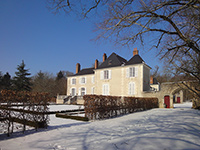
76;63;80;74
150;76;154;84
133;48;139;56
95;59;98;69
103;53;107;62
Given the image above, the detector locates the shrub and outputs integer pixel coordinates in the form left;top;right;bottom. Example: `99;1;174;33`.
56;113;89;121
84;95;158;120
0;90;49;136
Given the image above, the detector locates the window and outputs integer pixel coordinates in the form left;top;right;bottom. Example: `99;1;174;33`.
71;88;76;96
127;67;138;77
80;77;86;84
101;70;111;80
80;87;86;96
129;67;135;77
71;78;76;85
104;70;109;79
128;82;135;95
91;87;95;94
102;84;109;95
91;76;95;84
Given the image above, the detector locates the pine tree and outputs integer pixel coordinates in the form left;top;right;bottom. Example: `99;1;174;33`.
2;72;12;90
56;71;64;81
0;71;3;90
13;60;32;91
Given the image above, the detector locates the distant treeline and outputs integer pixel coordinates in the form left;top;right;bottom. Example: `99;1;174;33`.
0;60;73;99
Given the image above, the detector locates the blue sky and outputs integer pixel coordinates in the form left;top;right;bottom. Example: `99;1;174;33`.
0;0;162;77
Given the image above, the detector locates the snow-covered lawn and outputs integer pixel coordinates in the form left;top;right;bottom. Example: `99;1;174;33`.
0;102;200;150
49;105;84;112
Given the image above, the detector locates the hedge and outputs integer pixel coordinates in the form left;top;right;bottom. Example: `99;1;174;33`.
0;90;49;136
56;113;89;121
84;95;158;120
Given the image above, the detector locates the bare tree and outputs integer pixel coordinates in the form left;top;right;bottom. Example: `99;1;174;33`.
48;0;200;100
32;70;74;97
32;71;56;97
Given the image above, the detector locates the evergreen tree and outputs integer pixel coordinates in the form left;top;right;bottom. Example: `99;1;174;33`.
56;71;64;81
55;71;66;95
2;72;12;90
0;71;3;90
13;60;32;91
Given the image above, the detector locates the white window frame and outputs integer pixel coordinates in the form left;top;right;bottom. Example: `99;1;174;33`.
101;70;111;80
71;78;76;85
71;88;76;96
79;87;86;96
129;67;135;77
104;70;109;79
102;84;109;95
128;82;135;96
91;87;95;94
127;67;138;78
79;77;86;84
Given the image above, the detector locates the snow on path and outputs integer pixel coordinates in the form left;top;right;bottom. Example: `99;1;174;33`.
0;103;200;150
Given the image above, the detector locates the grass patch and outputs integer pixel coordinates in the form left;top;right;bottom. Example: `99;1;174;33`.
56;113;89;121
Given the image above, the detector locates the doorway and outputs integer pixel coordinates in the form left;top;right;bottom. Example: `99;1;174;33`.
177;97;180;103
164;95;170;108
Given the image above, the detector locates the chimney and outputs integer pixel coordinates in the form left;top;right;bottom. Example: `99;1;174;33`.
76;63;80;74
133;48;139;56
95;59;99;69
150;76;154;84
103;53;107;62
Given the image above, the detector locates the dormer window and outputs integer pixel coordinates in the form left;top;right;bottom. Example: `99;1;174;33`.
108;60;112;65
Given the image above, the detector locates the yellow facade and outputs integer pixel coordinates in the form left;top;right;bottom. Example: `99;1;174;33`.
67;63;151;97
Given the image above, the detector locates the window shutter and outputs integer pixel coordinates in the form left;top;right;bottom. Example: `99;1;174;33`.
100;71;103;80
109;70;111;79
92;76;94;83
128;83;131;95
107;84;110;95
132;82;135;95
102;84;105;95
135;67;138;77
85;77;87;84
78;88;81;96
71;78;73;85
91;87;94;94
102;84;109;95
133;67;135;77
126;68;129;78
129;82;135;95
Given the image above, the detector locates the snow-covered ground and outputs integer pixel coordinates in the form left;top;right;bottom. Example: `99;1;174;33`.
49;105;84;112
0;102;200;150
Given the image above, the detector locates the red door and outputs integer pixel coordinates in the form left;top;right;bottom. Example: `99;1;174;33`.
164;96;170;108
177;97;180;103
